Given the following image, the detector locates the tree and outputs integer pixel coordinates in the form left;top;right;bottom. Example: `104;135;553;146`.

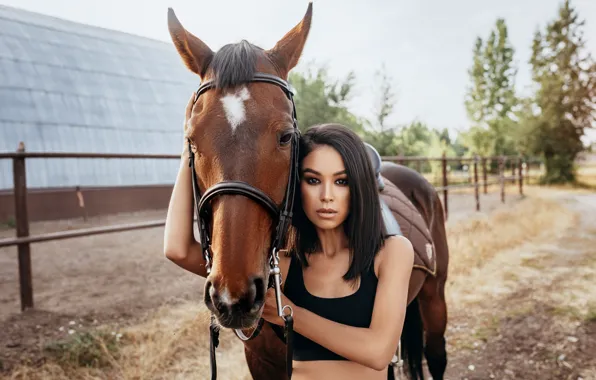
373;63;397;132
521;0;596;183
394;120;433;157
361;130;399;157
361;63;400;155
463;18;519;157
289;64;366;133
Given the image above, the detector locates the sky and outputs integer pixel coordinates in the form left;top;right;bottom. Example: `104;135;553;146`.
2;0;595;144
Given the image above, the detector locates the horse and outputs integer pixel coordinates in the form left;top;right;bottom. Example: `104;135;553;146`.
167;3;449;379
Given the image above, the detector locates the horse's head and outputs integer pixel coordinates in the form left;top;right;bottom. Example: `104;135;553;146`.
167;4;312;328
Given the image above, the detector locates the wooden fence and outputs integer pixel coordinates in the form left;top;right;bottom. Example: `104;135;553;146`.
0;143;540;311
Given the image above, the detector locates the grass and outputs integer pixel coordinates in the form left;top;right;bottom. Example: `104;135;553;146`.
520;255;550;270
4;304;250;380
43;330;123;369
472;315;500;343
446;196;575;277
550;305;584;321
586;305;596;323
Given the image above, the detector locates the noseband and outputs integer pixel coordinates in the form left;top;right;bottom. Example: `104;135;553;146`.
187;72;299;379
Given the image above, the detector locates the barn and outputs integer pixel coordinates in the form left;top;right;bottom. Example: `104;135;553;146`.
0;4;198;222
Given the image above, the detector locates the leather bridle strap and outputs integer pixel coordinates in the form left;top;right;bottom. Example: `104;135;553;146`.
284;313;294;379
198;181;280;218
209;315;220;380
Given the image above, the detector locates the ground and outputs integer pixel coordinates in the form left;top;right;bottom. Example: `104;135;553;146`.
441;188;596;380
0;186;594;379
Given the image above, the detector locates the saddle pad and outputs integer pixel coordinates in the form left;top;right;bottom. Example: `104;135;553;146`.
379;176;437;277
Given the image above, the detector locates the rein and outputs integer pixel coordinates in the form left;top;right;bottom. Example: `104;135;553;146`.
187;72;300;379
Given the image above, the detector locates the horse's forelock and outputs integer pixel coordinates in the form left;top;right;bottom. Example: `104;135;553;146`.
209;40;265;90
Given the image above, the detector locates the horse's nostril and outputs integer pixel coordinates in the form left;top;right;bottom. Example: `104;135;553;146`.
252;277;265;307
204;280;215;306
247;281;257;305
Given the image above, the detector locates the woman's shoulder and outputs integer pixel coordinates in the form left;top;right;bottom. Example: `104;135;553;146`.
373;236;414;276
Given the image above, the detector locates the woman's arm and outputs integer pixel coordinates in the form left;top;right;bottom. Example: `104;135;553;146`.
163;94;208;278
264;235;414;371
163;151;208;277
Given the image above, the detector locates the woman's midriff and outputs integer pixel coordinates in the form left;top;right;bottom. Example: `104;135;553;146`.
292;360;388;380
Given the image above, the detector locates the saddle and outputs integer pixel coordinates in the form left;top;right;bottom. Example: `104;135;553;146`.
365;144;436;277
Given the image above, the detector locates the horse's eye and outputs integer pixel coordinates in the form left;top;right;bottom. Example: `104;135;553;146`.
279;131;294;146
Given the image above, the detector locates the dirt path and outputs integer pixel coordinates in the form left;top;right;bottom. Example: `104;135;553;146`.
442;190;596;380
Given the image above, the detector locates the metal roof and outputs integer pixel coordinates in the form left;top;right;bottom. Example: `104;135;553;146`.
0;5;198;189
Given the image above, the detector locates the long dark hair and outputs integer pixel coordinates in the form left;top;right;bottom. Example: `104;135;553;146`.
291;124;386;281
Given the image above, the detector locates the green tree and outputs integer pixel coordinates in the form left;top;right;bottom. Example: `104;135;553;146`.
463;18;518;157
361;63;400;155
361;130;399;157
394;120;433;156
519;0;596;183
289;64;366;133
373;63;397;132
426;132;457;177
450;131;470;157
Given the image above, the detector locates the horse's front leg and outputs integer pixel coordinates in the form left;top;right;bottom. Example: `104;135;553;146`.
243;323;287;380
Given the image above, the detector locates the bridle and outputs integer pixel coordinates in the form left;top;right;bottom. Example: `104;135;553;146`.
187;72;299;379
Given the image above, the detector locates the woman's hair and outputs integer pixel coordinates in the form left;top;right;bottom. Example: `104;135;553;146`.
291;123;386;282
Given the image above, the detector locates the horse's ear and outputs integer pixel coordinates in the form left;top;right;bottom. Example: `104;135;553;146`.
167;8;214;78
267;2;313;77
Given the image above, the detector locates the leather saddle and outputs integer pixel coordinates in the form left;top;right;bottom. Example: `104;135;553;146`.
364;143;436;276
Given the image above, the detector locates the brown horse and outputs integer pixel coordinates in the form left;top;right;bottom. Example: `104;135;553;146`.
167;3;448;379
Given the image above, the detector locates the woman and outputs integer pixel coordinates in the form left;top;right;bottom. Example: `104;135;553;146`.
262;124;414;380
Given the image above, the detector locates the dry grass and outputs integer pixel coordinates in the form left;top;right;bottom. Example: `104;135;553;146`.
1;190;586;380
4;304;251;380
577;163;596;188
446;195;576;278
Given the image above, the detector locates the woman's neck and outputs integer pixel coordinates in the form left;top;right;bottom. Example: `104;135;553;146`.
315;226;349;258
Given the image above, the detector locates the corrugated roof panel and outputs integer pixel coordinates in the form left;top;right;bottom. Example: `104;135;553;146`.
0;88;34;123
39;124;61;152
0;17;25;42
4;34;30;61
0;58;22;88
0;5;197;190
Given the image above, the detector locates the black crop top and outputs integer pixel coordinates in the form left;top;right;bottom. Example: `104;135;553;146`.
272;255;378;361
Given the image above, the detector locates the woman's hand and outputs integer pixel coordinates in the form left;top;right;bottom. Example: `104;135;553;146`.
262;288;296;326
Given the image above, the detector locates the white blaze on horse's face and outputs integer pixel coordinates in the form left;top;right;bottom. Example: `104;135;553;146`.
220;87;251;133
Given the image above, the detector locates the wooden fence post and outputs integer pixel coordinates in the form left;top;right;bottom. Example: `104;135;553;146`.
518;156;523;196
442;152;448;220
474;154;480;211
13;142;33;311
499;156;505;204
482;157;487;194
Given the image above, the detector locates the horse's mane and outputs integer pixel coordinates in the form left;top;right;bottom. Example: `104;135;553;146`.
209;40;264;89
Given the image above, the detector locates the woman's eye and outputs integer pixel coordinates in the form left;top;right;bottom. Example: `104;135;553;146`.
305;177;319;185
336;179;349;186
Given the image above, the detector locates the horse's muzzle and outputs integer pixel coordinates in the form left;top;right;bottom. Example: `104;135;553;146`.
204;276;266;328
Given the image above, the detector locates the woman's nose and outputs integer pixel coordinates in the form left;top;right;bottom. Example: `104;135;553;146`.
321;182;334;202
